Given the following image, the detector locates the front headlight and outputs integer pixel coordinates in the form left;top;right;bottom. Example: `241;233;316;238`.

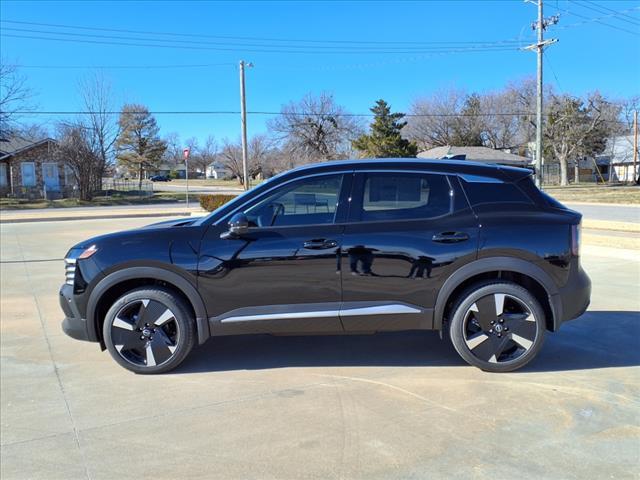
64;245;98;286
78;244;98;259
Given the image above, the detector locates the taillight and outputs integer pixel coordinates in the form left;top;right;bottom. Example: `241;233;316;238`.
571;223;581;256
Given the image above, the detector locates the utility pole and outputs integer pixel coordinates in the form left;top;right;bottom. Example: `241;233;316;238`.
634;110;638;184
524;0;558;188
183;147;191;209
239;60;253;191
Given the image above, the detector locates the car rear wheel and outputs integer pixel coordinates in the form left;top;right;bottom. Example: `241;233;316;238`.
449;281;546;372
103;287;196;374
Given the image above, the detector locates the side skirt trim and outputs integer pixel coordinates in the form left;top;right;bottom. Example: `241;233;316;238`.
215;302;424;324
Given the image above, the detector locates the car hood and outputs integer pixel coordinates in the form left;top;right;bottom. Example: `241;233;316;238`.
67;216;203;252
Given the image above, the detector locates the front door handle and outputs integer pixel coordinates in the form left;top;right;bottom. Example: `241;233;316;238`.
432;232;470;243
303;239;338;250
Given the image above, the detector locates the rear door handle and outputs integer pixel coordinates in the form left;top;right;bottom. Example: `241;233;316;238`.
303;239;338;250
432;232;470;243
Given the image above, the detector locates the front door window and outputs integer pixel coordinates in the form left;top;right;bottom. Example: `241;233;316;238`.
21;162;36;187
0;163;7;187
244;174;344;228
43;162;60;190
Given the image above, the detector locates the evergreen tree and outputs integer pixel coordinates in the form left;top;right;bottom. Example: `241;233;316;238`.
352;99;418;157
115;104;167;188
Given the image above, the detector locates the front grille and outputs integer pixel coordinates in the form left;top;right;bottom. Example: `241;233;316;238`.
65;258;77;285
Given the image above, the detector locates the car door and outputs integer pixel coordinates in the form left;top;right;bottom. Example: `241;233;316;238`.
198;172;352;335
340;170;478;332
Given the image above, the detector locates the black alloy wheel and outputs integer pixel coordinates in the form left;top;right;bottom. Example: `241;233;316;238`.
449;281;546;372
103;288;196;374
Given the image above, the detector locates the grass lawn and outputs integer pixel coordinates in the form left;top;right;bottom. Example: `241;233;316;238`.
544;184;640;204
0;192;190;210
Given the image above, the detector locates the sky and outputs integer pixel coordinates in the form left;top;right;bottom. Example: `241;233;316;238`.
1;0;639;146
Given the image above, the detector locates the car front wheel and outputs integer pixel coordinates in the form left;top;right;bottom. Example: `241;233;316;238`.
449;281;546;372
103;287;196;374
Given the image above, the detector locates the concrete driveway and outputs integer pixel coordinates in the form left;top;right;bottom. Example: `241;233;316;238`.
1;218;639;479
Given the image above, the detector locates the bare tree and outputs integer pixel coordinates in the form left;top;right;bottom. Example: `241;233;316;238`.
198;135;218;177
0;59;35;133
405;78;547;154
405;88;467;149
219;135;272;184
54;123;101;200
78;72;118;191
268;92;363;163
544;93;615;186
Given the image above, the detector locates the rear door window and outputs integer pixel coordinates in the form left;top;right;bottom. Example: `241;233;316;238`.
350;172;452;222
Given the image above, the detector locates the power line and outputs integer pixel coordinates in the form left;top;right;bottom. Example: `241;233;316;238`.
5;63;237;70
0;31;522;54
572;0;640;25
549;4;640;35
0;19;526;46
9;109;625;124
1;110;562;117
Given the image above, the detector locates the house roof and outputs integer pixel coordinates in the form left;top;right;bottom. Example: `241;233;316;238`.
417;145;531;166
0;136;57;160
596;135;638;164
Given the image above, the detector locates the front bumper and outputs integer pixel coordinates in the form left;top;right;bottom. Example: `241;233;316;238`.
59;284;92;342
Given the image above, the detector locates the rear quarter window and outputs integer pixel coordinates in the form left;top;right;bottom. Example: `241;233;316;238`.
461;177;532;206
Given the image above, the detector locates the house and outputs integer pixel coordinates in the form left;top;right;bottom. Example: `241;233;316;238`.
596;135;638;183
0;136;75;199
418;145;532;168
206;162;232;180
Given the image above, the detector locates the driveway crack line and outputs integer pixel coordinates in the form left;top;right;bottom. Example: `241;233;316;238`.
15;233;92;480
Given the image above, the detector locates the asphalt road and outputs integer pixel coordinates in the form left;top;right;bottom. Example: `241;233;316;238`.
1;218;639;479
152;182;243;195
565;203;640;224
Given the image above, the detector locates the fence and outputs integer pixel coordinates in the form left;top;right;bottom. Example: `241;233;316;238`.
540;164;606;185
101;179;154;196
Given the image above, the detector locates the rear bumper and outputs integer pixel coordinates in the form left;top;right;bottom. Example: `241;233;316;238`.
553;261;591;330
59;284;93;342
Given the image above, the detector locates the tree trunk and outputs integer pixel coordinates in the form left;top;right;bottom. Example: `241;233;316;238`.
138;163;143;190
559;156;569;186
574;162;579;184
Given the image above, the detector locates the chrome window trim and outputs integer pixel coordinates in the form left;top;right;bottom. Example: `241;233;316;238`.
217;168;458;231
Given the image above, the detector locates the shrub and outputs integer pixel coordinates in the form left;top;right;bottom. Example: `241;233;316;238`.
199;194;236;212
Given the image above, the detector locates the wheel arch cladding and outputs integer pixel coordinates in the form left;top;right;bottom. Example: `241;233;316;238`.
87;267;210;348
434;257;561;332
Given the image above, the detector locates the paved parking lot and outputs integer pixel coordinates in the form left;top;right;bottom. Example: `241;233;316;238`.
1;218;639;480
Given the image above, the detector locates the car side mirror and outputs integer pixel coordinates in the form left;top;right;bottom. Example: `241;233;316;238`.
220;213;249;239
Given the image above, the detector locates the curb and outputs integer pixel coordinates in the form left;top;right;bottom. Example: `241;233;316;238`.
0;211;200;224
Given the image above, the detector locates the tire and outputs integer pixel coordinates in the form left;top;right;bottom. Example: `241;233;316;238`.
449;281;546;373
103;287;196;374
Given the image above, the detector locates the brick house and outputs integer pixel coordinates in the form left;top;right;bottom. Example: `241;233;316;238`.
0;136;76;199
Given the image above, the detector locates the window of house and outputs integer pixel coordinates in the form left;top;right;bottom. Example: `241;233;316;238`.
64;165;76;186
21;162;36;187
0;163;7;187
352;172;452;222
244;174;343;227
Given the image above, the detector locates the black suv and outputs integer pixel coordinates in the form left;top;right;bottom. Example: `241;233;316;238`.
60;159;591;373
